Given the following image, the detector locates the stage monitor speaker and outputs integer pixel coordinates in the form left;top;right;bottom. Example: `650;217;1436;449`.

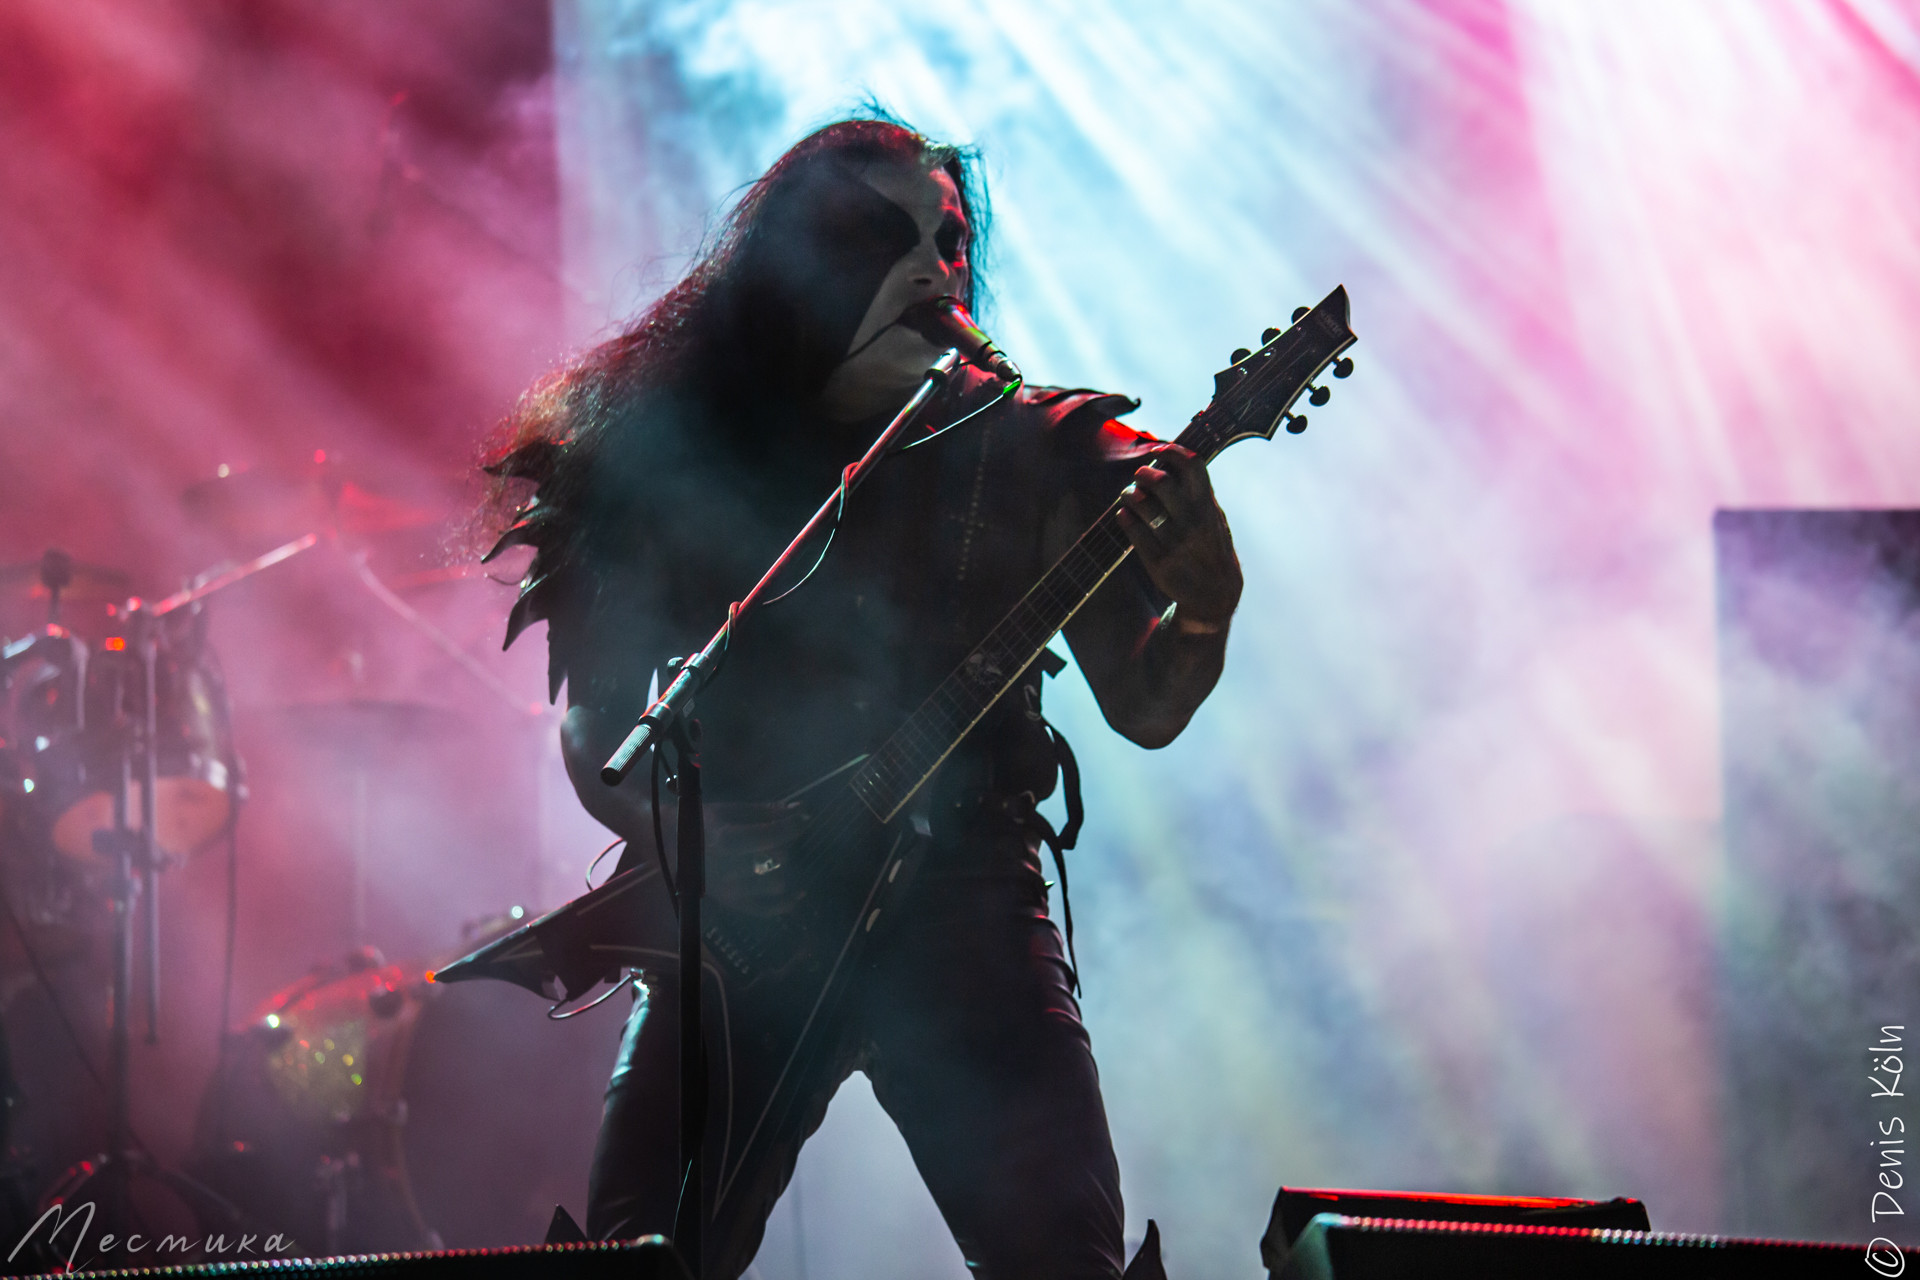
1273;1215;1915;1279
12;1238;688;1279
1263;1187;1647;1275
1264;1185;1649;1250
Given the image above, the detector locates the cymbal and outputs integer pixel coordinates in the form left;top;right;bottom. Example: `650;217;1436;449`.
183;457;441;546
0;559;133;644
267;698;470;749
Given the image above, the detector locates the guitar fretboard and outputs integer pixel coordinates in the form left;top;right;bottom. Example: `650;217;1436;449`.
845;284;1352;823
848;499;1135;822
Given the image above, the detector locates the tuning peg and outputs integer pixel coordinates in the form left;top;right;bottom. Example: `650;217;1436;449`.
1230;347;1251;364
1261;327;1280;345
1308;384;1330;407
1332;356;1354;378
1291;306;1310;323
1285;412;1308;434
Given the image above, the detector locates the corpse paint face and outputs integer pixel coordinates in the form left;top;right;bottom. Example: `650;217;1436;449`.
818;160;972;420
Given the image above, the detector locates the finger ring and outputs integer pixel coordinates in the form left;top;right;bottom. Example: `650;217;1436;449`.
1147;511;1168;531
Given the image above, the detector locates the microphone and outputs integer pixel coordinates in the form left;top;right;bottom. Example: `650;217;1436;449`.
897;296;1023;385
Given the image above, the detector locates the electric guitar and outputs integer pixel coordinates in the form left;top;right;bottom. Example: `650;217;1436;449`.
436;284;1356;1198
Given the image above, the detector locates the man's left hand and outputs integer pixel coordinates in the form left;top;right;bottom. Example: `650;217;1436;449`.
1114;445;1243;632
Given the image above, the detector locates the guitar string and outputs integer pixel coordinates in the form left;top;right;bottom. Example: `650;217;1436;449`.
858;493;1138;809
727;323;1297;876
853;329;1323;799
700;321;1345;1201
854;324;1336;805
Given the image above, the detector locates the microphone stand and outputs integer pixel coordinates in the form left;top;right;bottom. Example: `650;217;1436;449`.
599;348;962;1275
667;716;704;1266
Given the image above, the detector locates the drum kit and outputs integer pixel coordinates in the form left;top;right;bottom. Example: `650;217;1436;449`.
0;460;589;1266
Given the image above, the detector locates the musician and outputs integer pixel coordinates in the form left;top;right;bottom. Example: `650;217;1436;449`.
482;116;1241;1280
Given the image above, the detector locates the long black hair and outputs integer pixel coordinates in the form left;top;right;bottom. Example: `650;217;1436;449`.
477;115;990;694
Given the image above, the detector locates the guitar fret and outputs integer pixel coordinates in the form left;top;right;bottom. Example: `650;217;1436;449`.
931;683;962;718
899;720;942;765
892;728;931;765
863;759;902;796
912;699;955;743
854;523;1138;819
849;286;1354;823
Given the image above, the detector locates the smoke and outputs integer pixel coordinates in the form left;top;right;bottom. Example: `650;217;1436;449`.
1716;511;1920;1241
0;0;622;1250
8;0;1920;1271
552;0;1920;1273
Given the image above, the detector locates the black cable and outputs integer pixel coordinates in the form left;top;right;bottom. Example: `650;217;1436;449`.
706;377;1011;685
209;635;243;1142
209;806;240;1145
0;852;173;1168
0;877;109;1098
752;468;854;611
650;742;677;909
838;321;898;365
584;835;625;891
638;368;1012;925
889;376;1018;454
217;812;238;1064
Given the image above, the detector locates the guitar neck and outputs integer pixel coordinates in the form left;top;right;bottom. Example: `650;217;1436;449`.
848;497;1136;823
844;284;1355;825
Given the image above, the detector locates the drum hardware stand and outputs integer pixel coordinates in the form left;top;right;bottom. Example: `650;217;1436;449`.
22;521;548;1249
76;600;179;1238
2;550;88;737
338;545;556;924
44;543;305;1248
173;533;545;948
597;349;962;1276
44;599;243;1247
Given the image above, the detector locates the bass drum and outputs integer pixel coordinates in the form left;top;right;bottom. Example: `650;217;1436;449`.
190;927;625;1255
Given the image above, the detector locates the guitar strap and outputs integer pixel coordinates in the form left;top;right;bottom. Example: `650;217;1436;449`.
1003;663;1087;995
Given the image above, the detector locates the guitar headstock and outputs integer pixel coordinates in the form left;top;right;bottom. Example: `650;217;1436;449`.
1177;285;1356;461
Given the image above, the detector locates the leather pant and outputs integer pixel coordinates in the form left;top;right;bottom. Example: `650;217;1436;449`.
585;810;1127;1279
